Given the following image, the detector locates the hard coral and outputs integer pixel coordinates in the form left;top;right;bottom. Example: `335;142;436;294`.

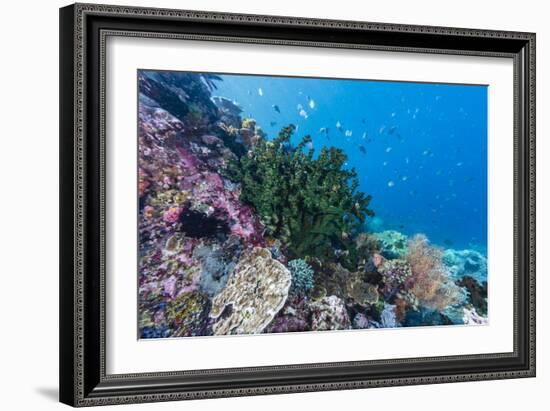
309;295;351;331
288;259;315;296
209;248;291;335
378;259;412;298
373;230;409;259
165;291;211;337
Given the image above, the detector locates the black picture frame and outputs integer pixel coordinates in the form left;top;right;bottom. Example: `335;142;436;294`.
59;3;536;407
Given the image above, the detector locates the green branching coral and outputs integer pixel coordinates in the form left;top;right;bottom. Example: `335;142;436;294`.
288;259;315;296
224;124;374;261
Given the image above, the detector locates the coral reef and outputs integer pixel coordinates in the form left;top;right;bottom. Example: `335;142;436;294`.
443;248;488;283
457;275;488;315
165;291;211;337
405;235;467;311
137;70;488;338
373;230;409;259
265;296;311;333
381;303;398;328
462;307;489;325
209;248;292;335
378;259;412;298
288;259;315;296
224;124;374;263
309;296;351;331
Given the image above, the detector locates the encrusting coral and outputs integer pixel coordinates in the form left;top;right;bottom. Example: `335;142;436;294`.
209;247;292;335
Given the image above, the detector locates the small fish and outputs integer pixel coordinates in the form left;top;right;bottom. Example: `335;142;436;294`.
383;161;388;166
336;121;344;133
399;224;405;229
409;190;417;196
297;104;308;119
389;126;398;135
464;177;474;183
362;132;367;140
308;98;316;109
319;127;330;140
359;145;367;154
306;141;313;151
258;88;263;96
456;162;463;167
361;119;366;124
379;125;386;134
345;130;353;137
401;176;408;181
387;181;395;187
272;104;281;113
443;239;454;247
385;147;392;153
422;149;432;156
269;121;277;127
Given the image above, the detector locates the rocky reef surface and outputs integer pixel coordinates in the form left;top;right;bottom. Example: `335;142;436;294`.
137;71;488;338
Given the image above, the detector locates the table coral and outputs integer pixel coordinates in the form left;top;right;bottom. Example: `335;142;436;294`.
209;247;292;335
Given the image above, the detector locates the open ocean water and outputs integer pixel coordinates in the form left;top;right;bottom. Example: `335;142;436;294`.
213;73;488;253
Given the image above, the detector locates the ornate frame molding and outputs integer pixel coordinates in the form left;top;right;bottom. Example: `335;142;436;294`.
60;3;535;407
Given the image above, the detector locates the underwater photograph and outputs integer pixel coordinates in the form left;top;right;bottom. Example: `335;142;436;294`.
137;69;489;339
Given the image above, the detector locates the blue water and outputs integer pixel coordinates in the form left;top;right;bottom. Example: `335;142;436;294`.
212;73;488;252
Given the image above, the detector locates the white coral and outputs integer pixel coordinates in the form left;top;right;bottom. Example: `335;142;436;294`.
209;247;291;335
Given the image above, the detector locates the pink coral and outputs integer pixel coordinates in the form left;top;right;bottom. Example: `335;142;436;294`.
161;275;177;298
405;234;466;311
162;206;182;223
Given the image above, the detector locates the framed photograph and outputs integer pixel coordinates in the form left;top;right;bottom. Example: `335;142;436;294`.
59;3;536;407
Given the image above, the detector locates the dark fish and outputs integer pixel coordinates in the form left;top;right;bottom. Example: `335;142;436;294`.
272;104;281;113
399;224;405;230
361;119;366;124
359;145;367;154
270;121;277;127
389;126;398;135
319;127;330;141
464;176;474;183
443;239;454;247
